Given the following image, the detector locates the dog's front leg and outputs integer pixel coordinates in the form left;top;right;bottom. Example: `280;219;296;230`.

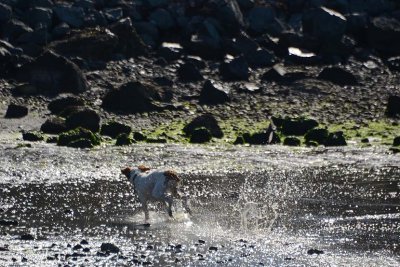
182;196;192;215
142;200;149;221
164;196;174;217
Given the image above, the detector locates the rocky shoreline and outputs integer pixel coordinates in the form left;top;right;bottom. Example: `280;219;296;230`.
1;0;400;150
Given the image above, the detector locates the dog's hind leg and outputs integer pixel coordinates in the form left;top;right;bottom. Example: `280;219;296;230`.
163;196;174;218
182;196;192;215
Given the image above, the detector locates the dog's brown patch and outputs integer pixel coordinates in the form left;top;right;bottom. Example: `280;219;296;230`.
138;165;151;172
164;170;181;182
121;167;132;177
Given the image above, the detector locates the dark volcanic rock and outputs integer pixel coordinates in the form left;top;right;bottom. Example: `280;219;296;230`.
68;138;94;148
303;7;347;44
115;133;135;146
58;127;101;148
65;108;101;132
102;81;165;113
325;131;347;146
305;128;329;145
307;249;324;255
283;137;301;146
48;95;85;114
149;8;175;30
48;28;119;60
40;117;67;134
386;95;400;117
317;67;358;86
247;6;276;34
53;5;85;28
101;243;120;253
199;80;230;105
261;65;286;82
16;51;88;94
158;42;183;61
5;104;28;118
273;117;319;136
189;127;212;144
0;3;12;22
25;7;53;29
393;136;400;147
101;121;132;138
220;56;249;81
214;0;244;34
368;16;400;56
22;131;44;142
183;114;223;138
20;234;35;241
177;62;203;82
0;219;18;226
2;19;33;41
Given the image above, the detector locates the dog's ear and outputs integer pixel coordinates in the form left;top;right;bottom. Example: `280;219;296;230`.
138;165;151;172
121;167;132;176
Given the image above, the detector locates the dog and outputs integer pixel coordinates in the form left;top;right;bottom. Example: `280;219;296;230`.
121;165;191;220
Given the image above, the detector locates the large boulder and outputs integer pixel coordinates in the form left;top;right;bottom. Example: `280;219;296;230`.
5;104;28;118
183;114;223;138
102;81;166;113
22;131;44;142
305;128;329;145
2;19;33;41
16;50;88;94
303;7;347;44
273;117;319;136
367;16;400;56
100;121;132;139
213;0;244;34
247;6;276;34
149;8;175;31
189;127;212;144
199;80;230;105
40;117;67;134
58;127;101;148
48;95;85;114
53;4;85;28
65;108;101;132
325;131;347;146
25;7;53;29
177;62;203;82
0;3;12;22
386;95;400;117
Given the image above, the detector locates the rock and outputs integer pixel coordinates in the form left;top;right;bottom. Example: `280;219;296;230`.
133;132;146;141
25;7;53;29
183;114;223;138
283;137;301;146
80;240;89;245
303;7;347;43
48;95;85;114
133;21;159;48
73;244;83;250
102;81;166;113
287;47;320;65
115;133;135;146
40;117;67;134
307;249;324;255
101;121;132;138
104;8;123;23
367;16;400;56
189;127;212;143
52;23;70;38
393;136;400;147
101;243;120;253
142;0;168;8
46;136;58;143
233;135;245;145
20;234;35;240
22;131;44;142
0;219;18;226
209;246;218;251
305;128;329;145
5;104;28;118
261;65;287;82
53;5;85;28
12;84;38;96
219;56;249;81
325;131;347;146
199;80;230;105
149;8;175;30
317;67;358;86
0;3;12;22
58;127;101;147
247;6;276;34
65;108;101;132
177;63;203;82
386;56;400;71
386;95;400;117
109;17;148;58
390;147;400;154
146;137;167;143
273;117;319;136
158;42;183;61
3;19;33;40
16;50;88;94
49;27;119;60
246;49;276;68
214;0;244;34
349;0;395;16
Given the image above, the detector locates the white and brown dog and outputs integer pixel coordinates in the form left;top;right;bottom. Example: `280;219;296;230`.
121;165;191;220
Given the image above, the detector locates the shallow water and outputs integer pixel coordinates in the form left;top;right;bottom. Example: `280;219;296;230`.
0;142;399;266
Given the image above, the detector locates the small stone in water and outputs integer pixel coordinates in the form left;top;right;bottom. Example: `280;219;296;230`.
307;249;324;255
198;240;205;244
80;240;88;245
20;234;34;240
209;246;218;251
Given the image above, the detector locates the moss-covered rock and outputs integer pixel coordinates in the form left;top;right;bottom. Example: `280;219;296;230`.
22;131;44;142
189;127;212;143
68;139;94;149
58;127;101;148
115;133;135;146
133;131;146;141
283;137;301;146
273;117;319;136
305;128;329;145
41;117;67;134
46;136;58;143
101;121;132;138
184;114;223;138
146;137;167;143
390;147;400;154
233;135;245;145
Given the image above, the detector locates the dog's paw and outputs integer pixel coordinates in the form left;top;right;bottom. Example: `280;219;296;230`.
168;210;173;217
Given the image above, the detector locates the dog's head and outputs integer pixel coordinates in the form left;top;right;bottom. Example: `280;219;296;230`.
121;165;151;180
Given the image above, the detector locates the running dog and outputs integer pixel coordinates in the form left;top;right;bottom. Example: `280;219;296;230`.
121;165;191;220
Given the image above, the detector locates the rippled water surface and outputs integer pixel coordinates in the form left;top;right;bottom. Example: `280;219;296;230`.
0;142;399;266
